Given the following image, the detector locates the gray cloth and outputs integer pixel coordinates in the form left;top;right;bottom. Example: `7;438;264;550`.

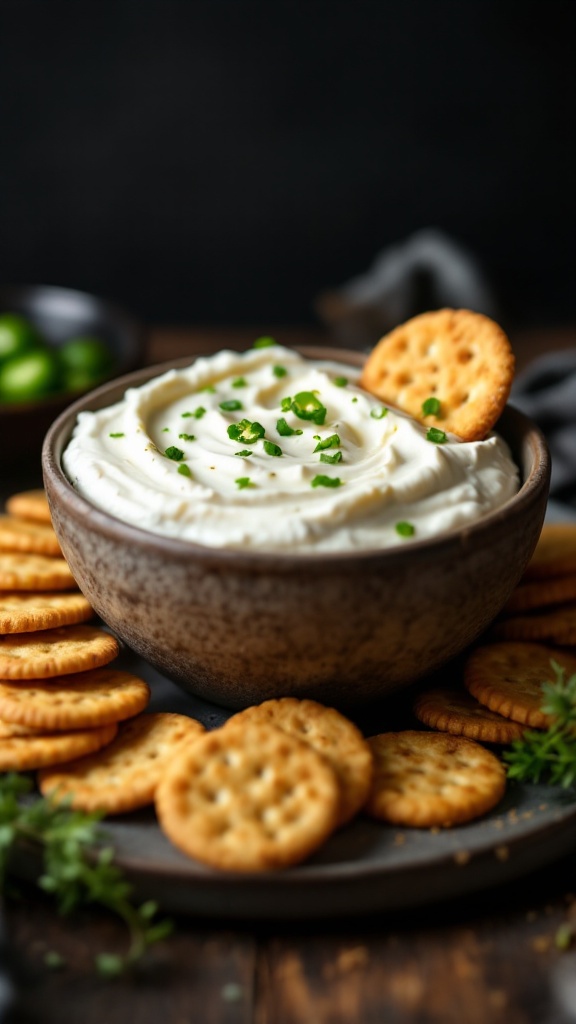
511;349;576;522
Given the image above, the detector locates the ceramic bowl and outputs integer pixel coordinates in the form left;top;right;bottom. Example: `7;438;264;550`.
0;284;145;471
42;348;550;710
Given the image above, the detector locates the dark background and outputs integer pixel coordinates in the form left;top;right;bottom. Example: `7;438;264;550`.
0;0;574;331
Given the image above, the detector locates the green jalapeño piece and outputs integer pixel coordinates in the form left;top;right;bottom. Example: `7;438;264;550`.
227;419;266;444
313;433;340;453
395;520;415;537
426;427;448;444
311;474;342;488
289;391;327;426
422;397;441;417
164;446;184;461
276;417;303;437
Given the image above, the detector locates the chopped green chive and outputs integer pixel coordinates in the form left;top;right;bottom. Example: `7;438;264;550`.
253;336;276;348
177;463;192;477
235;477;255;489
178;433;196;441
273;365;288;378
370;406;388;420
351;397;358;403
227;419;266;444
161;426;169;432
422;396;441;417
276;417;303;437
164;446;184;461
311;475;342;488
234;449;253;457
333;376;348;387
182;407;206;419
108;432;124;438
320;451;342;464
426;427;448;444
313;433;340;452
280;396;293;412
289;391;327;426
395;521;415;537
219;399;243;412
232;377;247;388
263;440;282;457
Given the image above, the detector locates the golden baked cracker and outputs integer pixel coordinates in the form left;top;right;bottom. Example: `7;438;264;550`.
502;575;576;615
0;515;62;557
0;553;76;591
523;524;576;579
155;721;341;871
359;308;515;441
463;641;576;729
412;686;525;744
227;697;373;827
0;668;150;730
0;624;119;680
490;604;576;645
38;713;206;814
0;722;118;772
364;730;506;828
0;591;94;634
0;718;47;738
5;489;52;524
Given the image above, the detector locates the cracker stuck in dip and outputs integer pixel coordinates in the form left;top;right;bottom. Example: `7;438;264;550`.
61;343;520;552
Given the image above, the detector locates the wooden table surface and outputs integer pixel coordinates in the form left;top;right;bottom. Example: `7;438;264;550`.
3;324;576;1024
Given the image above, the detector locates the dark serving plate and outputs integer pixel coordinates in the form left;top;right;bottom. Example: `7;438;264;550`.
0;284;146;470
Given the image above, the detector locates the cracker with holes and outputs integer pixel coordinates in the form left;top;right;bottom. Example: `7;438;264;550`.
227;697;373;827
155;720;341;871
0;667;150;730
0;591;94;634
359;308;515;441
412;686;525;744
464;641;576;729
502;574;576;615
523;523;576;579
0;624;119;679
0;515;62;557
5;489;52;524
0;722;118;772
365;730;506;828
0;553;76;591
38;713;206;814
490;605;576;646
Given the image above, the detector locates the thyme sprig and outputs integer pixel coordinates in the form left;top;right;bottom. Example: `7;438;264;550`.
0;773;172;976
504;661;576;789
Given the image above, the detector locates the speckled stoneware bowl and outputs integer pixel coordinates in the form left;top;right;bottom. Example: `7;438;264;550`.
42;348;550;710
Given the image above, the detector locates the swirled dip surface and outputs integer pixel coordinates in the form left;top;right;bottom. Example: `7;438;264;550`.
62;345;520;552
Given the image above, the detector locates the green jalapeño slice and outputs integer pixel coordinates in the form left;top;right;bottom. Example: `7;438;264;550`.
289;391;327;426
227;419;266;444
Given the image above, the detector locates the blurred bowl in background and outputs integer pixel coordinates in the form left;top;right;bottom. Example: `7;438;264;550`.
0;284;146;470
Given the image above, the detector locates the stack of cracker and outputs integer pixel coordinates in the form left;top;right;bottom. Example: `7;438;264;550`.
0;489;205;814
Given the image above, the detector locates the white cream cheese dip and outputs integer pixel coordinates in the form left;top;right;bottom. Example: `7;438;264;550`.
62;343;520;552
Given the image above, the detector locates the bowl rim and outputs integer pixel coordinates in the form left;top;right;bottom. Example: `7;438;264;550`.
42;346;551;569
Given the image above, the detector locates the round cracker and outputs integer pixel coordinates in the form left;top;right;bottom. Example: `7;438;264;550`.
155;721;341;871
38;713;207;814
365;730;506;828
359;308;515;441
0;515;62;557
523;524;576;579
0;553;76;591
491;604;576;645
412;686;525;744
463;641;576;729
227;698;373;827
0;591;94;634
0;721;118;772
502;575;576;615
0;624;119;680
0;667;150;730
5;489;52;524
0;718;48;738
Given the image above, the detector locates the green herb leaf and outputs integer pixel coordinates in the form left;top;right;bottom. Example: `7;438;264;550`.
108;432;124;438
178;433;196;441
370;406;388;420
177;464;192;477
320;451;342;464
227;419;266;444
422;396;441;417
276;417;303;437
290;391;327;426
263;440;282;457
313;433;340;452
182;406;206;420
164;446;184;461
395;521;415;537
311;475;342;489
232;377;247;388
333;376;348;387
253;336;277;348
235;477;255;489
504;661;576;788
219;399;243;412
234;449;253;457
273;365;288;378
426;427;448;444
